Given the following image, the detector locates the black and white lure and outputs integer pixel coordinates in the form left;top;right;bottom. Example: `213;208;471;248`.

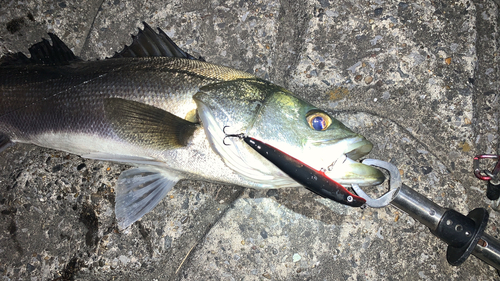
224;129;366;207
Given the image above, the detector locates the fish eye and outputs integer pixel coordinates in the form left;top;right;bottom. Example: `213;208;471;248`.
306;110;332;131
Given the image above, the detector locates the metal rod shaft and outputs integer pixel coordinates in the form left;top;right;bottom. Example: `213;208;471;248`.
473;233;500;271
390;184;446;232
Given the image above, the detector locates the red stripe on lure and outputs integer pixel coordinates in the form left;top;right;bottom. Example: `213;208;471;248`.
239;135;366;207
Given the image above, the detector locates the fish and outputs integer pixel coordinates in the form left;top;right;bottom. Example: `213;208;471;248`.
0;23;384;229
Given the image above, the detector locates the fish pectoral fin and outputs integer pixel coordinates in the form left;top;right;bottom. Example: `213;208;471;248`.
104;98;199;149
0;134;14;153
115;166;182;229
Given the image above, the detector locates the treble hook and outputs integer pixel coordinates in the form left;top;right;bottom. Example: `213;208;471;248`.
222;126;245;145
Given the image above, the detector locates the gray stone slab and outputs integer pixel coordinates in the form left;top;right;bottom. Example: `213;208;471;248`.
0;0;499;280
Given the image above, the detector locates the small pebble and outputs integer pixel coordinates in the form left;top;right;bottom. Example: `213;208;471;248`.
180;216;189;224
293;253;301;262
364;76;373;84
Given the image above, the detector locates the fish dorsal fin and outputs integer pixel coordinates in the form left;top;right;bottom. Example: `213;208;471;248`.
112;22;204;61
115;166;181;229
104;98;199;149
0;33;80;66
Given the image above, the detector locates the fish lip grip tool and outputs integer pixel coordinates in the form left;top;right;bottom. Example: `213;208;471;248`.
352;159;500;271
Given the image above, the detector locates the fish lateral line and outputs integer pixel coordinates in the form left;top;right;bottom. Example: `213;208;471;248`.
223;127;366;207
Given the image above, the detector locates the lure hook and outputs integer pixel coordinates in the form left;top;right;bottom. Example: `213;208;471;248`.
222;126;245;145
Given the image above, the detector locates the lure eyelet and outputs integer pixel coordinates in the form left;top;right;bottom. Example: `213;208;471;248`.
306;110;332;131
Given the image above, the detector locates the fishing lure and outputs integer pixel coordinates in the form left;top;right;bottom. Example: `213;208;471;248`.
224;130;366;207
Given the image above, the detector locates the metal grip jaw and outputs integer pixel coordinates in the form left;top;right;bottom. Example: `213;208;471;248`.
351;159;400;208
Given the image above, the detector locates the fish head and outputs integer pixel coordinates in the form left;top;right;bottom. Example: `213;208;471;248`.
194;79;384;187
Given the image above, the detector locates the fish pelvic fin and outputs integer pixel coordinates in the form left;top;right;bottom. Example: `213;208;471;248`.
104;98;199;150
0;134;14;153
112;22;204;61
115;166;181;229
0;33;80;66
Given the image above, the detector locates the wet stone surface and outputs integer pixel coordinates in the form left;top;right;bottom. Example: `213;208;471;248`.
1;0;500;280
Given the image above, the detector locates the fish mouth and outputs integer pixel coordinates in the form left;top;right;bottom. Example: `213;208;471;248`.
323;138;385;187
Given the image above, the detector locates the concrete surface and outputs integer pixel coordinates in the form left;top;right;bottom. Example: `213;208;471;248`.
0;0;499;280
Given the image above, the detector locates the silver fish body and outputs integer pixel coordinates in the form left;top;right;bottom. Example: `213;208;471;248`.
1;57;254;183
0;25;384;228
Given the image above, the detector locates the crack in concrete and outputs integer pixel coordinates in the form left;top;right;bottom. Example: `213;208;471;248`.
271;0;311;88
472;0;499;154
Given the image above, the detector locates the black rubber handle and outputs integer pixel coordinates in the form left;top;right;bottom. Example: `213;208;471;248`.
487;181;500;200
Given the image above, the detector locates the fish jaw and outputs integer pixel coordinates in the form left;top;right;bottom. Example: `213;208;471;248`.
294;136;385;187
321;136;385;187
323;155;385;186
